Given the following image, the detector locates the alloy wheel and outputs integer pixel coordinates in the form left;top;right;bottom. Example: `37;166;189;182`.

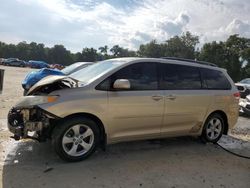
62;124;94;157
206;117;222;140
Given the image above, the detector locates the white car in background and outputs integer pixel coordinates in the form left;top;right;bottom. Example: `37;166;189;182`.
235;78;250;98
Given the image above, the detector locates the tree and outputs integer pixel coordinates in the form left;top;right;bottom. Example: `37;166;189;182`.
163;31;199;59
109;45;136;58
138;32;199;59
199;41;227;67
81;47;98;62
138;40;163;57
48;45;73;66
99;45;108;55
98;45;109;60
110;45;122;57
199;34;250;81
0;31;250;79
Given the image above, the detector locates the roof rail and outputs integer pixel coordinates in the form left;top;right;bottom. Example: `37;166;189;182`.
160;57;218;67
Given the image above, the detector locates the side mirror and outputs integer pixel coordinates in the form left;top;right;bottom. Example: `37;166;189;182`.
113;79;130;90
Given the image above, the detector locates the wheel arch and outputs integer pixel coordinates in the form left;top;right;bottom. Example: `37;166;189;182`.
206;110;229;135
55;112;107;148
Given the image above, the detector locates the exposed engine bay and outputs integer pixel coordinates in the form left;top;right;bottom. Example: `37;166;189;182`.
8;76;79;141
7;106;58;141
27;76;78;95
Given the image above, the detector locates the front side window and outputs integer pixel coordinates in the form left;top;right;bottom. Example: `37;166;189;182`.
109;62;158;90
160;64;202;90
200;68;231;90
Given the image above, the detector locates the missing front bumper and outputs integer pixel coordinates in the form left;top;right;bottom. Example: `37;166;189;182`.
7;106;57;140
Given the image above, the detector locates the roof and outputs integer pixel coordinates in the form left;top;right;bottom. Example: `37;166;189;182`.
105;57;220;69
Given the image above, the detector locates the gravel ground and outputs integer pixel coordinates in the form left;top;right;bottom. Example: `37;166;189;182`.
0;65;249;188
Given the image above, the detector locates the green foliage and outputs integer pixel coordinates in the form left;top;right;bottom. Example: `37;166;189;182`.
0;32;249;81
48;45;73;66
138;32;199;59
198;34;250;81
110;45;137;58
138;40;163;57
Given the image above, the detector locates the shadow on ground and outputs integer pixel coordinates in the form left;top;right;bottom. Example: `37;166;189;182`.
2;137;250;188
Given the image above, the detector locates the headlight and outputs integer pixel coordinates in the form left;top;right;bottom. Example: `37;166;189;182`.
15;96;59;108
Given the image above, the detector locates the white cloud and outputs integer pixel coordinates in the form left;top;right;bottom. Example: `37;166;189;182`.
154;12;190;41
225;19;250;37
0;0;249;52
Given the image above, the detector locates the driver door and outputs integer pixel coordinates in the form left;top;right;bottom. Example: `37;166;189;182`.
106;62;164;142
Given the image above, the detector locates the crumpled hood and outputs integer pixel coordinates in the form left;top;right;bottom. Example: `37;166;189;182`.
26;75;78;95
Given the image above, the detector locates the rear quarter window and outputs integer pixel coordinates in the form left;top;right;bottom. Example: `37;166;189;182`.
200;68;231;90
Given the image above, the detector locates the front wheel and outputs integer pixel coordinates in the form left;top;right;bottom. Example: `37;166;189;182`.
201;114;224;143
52;117;100;162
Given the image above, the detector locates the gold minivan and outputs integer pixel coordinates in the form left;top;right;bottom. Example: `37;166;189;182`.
8;57;239;162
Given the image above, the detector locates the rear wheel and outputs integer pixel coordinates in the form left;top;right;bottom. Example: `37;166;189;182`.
201;114;224;143
52;117;100;162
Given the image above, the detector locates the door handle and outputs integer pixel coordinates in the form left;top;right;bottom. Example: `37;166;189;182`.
166;95;176;100
152;95;163;101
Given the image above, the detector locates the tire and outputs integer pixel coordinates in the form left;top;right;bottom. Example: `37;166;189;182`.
201;113;224;143
52;117;100;162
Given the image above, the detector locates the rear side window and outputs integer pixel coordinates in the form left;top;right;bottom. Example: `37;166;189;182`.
200;68;231;90
160;64;202;90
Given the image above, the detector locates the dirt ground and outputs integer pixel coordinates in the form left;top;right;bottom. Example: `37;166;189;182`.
0;65;249;188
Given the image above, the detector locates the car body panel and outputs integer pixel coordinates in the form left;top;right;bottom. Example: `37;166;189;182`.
26;75;68;95
161;90;212;136
239;95;250;115
106;90;164;142
235;79;250;98
8;57;239;145
22;62;93;91
4;58;25;67
27;61;49;69
22;68;64;90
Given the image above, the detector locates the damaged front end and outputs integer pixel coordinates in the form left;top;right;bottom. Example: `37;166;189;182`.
26;75;78;96
8;107;52;141
8;95;61;141
8;76;80;141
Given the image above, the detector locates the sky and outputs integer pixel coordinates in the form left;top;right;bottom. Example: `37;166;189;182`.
0;0;250;52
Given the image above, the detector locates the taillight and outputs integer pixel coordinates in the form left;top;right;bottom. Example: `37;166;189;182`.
233;92;240;99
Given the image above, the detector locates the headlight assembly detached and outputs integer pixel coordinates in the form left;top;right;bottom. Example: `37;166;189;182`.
15;96;59;108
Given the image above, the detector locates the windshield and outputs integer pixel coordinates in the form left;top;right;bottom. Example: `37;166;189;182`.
70;59;126;84
62;62;88;75
240;78;250;84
